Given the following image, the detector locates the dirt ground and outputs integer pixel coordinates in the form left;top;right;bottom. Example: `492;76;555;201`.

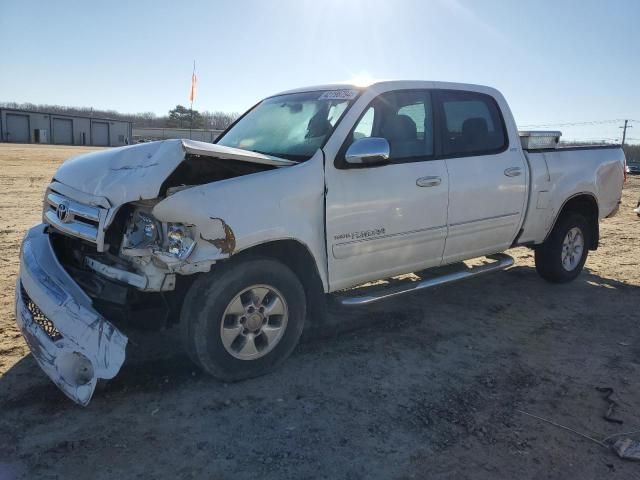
1;143;639;479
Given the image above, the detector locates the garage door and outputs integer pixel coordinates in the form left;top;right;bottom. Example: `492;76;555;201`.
91;121;109;146
53;118;73;145
5;114;30;143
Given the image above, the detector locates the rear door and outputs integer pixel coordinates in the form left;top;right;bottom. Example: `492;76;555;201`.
325;89;449;290
435;90;527;263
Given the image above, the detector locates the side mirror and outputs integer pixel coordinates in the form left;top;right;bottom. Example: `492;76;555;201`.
345;137;390;165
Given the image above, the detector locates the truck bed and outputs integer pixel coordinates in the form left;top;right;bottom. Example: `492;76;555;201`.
517;144;625;246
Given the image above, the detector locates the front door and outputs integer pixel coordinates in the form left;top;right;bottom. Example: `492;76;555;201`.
434;89;527;263
324;89;449;291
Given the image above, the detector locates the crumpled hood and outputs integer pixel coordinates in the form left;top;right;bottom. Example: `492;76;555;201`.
54;139;295;206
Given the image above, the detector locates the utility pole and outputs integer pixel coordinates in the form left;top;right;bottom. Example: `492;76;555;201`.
620;120;632;146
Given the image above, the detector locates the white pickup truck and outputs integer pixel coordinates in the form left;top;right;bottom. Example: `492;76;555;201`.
16;81;625;405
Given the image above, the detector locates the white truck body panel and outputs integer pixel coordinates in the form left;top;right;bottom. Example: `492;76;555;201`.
325;157;449;290
151;150;329;290
517;147;625;245
53;139;294;207
440;87;528;263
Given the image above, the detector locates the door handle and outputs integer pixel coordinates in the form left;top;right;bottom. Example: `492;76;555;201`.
416;176;442;187
504;167;522;177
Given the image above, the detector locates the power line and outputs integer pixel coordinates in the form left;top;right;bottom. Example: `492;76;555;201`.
516;119;640;144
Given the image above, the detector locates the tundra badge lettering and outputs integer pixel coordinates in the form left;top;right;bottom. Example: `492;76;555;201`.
334;228;386;242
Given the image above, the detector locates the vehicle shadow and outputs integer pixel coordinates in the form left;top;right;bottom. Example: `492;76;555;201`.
0;262;638;411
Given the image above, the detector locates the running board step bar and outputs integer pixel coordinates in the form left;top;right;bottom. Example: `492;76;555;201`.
335;254;514;306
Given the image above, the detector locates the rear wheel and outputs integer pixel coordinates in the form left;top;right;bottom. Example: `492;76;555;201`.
180;257;306;381
535;213;590;283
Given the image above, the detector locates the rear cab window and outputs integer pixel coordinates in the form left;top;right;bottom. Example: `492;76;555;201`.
435;90;507;156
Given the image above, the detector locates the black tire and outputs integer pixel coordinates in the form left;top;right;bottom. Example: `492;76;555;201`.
535;213;590;283
180;257;306;381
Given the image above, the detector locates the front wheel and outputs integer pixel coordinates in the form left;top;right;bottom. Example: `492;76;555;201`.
180;257;306;381
535;213;590;283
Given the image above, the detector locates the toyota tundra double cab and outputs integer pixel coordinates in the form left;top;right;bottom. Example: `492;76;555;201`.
15;81;626;405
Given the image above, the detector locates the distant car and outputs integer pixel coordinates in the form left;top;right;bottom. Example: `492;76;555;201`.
626;162;640;175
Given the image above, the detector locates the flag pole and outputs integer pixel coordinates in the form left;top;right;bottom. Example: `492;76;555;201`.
189;60;195;140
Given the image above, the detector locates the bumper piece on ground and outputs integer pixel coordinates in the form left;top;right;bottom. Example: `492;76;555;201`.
15;224;127;406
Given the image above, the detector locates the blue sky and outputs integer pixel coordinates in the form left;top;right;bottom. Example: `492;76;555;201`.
1;0;639;142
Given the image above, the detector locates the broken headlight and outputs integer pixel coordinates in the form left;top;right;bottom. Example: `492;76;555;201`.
166;223;196;259
124;210;195;260
128;211;160;248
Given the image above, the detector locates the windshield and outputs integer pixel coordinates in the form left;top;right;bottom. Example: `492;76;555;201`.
216;89;359;161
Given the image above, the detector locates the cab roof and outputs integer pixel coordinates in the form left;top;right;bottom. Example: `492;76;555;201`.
273;80;498;97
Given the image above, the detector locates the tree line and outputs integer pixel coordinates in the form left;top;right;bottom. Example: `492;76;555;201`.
624;144;640;163
0;102;239;130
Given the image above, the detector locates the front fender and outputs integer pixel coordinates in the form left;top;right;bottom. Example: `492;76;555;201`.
151;150;329;289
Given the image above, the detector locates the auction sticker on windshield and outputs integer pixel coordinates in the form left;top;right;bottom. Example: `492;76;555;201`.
319;89;359;100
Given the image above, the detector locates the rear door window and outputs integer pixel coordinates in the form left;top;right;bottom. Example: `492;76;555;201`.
436;90;507;156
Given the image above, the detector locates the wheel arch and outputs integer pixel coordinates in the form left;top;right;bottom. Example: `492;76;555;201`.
231;239;328;327
547;193;599;250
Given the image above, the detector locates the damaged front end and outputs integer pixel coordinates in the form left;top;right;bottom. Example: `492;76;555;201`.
75;189;241;300
16;225;127;406
15;139;293;405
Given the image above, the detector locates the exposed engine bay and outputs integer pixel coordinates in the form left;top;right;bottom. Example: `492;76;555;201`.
160;154;276;193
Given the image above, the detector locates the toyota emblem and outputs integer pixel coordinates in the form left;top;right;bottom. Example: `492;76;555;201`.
56;201;71;223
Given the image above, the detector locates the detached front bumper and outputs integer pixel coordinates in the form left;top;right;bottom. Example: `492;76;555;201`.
15;224;127;406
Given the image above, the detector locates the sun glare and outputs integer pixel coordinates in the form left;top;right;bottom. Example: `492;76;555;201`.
344;72;377;87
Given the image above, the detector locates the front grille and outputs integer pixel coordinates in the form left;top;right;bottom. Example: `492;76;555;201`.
20;284;63;341
44;191;103;245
